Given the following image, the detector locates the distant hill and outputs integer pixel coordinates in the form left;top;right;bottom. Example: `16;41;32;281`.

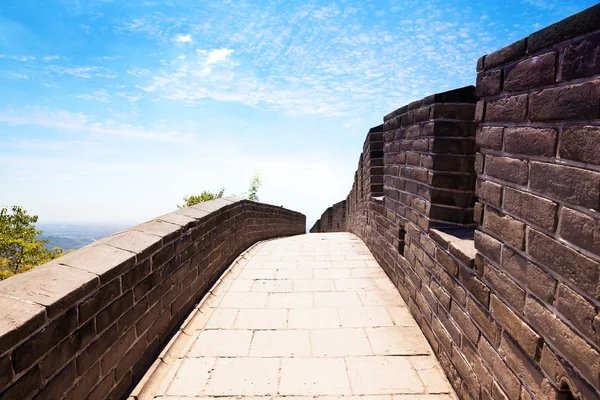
36;223;130;252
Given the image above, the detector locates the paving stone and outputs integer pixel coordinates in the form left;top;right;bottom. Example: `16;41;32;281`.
279;358;352;395
205;358;279;396
338;307;395;327
288;308;340;329
346;356;424;395
188;330;252;357
314;292;362;308
250;330;311;357
311;328;373;356
366;327;432;355
234;309;288;329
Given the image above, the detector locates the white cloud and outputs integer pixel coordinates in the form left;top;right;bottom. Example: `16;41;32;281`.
76;89;111;102
43;55;60;61
0;54;36;62
173;34;192;43
0;108;193;142
127;67;149;77
206;48;233;64
9;72;29;79
47;65;117;79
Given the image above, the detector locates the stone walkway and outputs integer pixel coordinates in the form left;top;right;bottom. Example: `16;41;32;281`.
130;233;456;400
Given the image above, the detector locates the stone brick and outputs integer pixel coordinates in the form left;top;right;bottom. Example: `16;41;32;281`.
102;230;163;261
504;127;557;157
0;354;13;391
79;279;121;324
529;80;600;121
485;94;528;122
459;266;490;308
96;291;134;333
498;335;557;400
561;31;600;80
559;125;600;165
483;206;525;250
527;4;600;52
0;365;41;400
484;38;527;69
504;51;556;91
490;295;540;358
121;258;151;292
100;326;136;375
450;302;480;345
474;202;483;225
475;153;484;174
524;297;600;390
484;263;526;311
503;187;558;231
0;297;46;353
474;230;501;264
501;246;557;303
476;179;502;207
555;284;598;346
475;100;485;122
467;297;501;345
152;244;175;269
479;337;522;399
34;362;77;400
558;207;599;255
39;320;94;380
87;370;115;400
13;308;77;373
539;345;600;400
527;228;600;300
57;244;136;285
529;162;600;210
76;323;119;374
484;155;528;185
435;248;459;276
476;70;502;97
0;263;98;319
476;126;503;150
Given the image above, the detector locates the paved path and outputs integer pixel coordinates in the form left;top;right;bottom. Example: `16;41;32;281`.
132;233;456;400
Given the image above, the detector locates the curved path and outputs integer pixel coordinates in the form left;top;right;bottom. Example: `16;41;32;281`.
129;233;457;400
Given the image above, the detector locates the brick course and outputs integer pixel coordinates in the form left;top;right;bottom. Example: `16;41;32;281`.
0;197;305;400
313;4;600;399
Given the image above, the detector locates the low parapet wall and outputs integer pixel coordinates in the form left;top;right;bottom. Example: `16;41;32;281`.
0;198;305;400
312;4;600;400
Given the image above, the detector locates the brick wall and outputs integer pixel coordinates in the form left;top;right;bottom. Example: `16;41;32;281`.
312;4;599;400
0;198;305;400
310;200;347;233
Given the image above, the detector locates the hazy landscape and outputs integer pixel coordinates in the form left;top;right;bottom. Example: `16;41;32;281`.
37;223;130;251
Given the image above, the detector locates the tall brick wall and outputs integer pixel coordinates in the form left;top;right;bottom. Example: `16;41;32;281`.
0;198;305;400
310;200;347;233
312;4;600;400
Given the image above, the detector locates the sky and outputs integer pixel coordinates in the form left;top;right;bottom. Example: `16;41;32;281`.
0;0;594;228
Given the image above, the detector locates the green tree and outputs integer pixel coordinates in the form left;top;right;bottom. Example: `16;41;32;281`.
178;187;225;208
0;206;65;280
247;174;261;201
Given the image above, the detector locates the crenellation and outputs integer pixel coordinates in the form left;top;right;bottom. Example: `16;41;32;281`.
312;4;600;399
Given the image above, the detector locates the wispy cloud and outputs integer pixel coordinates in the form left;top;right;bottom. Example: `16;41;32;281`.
76;88;111;102
9;72;29;79
43;55;60;61
127;67;149;77
0;54;36;62
46;65;117;79
173;34;192;43
0;108;193;142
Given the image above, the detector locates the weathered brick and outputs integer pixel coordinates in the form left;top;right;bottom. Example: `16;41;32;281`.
0;354;13;391
529;80;600;121
484;38;527;69
527;228;600;299
13;307;77;374
483;207;525;250
79;279;121;324
485;94;528;122
121;258;150;292
475;153;484;174
504;127;557;157
479;337;522;399
96;291;134;333
524;297;600;389
529;162;600;209
459;266;490;308
484;155;528;185
87;369;115;400
475;100;485;122
555;284;598;346
467;297;501;345
501;246;557;303
498;335;557;400
484;263;526;311
490;295;540;358
474;230;501;264
0;297;46;354
561;31;600;80
100;326;136;375
476;126;503;150
559;125;600;165
504;51;556;91
558;207;599;255
0;365;41;400
76;323;119;374
476;70;502;97
450;302;480;345
39;320;94;380
476;179;502;207
503;187;558;231
34;362;77;400
435;248;459;276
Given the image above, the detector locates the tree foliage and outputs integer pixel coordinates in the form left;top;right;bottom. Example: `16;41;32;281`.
0;206;66;280
248;174;262;201
178;188;225;208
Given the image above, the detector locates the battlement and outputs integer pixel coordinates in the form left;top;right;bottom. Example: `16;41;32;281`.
0;198;305;399
312;4;600;399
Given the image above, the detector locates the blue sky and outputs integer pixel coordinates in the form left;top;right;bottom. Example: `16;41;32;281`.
0;0;593;227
